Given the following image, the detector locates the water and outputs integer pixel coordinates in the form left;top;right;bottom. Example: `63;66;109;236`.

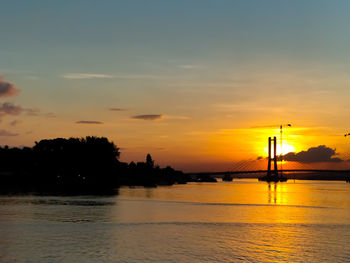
1;179;350;262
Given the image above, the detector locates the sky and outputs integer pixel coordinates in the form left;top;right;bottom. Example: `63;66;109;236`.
1;0;350;171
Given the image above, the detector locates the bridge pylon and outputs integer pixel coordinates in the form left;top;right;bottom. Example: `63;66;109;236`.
267;136;278;177
259;136;287;182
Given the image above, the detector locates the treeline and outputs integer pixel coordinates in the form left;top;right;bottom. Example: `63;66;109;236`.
0;136;190;194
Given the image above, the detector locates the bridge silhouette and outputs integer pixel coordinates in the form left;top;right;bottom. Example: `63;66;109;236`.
186;136;350;181
187;169;350;177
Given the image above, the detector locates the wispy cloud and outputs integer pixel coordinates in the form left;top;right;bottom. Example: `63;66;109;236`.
131;114;163;121
0;77;20;98
0;129;18;136
62;73;162;80
75;120;104;124
109;108;127;111
113;74;162;80
130;114;189;121
0;102;22;116
25;108;40;116
24;108;56;118
62;73;114;79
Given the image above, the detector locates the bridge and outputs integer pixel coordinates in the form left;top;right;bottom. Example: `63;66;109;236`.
186;136;350;182
186;169;350;182
187;169;350;176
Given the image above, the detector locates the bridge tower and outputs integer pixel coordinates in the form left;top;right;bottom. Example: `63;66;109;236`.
267;136;278;177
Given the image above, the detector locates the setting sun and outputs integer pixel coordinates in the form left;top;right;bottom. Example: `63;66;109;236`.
263;142;296;157
278;143;296;156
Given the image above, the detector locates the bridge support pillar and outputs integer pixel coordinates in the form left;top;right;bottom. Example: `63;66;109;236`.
267;137;278;177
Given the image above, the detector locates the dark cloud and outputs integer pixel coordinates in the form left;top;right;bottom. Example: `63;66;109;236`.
0;78;56;120
131;114;163;120
0;102;23;116
76;121;104;124
283;145;343;163
0;103;43;118
0;77;20;98
109;108;126;111
0;129;19;136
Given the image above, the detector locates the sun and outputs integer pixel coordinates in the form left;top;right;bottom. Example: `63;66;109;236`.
263;142;295;157
278;143;295;156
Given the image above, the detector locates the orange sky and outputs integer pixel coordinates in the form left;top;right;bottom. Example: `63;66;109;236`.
1;1;350;172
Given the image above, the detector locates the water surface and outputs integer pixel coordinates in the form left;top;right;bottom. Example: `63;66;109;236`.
1;179;350;262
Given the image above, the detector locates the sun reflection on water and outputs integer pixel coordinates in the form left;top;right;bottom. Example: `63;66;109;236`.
267;183;289;205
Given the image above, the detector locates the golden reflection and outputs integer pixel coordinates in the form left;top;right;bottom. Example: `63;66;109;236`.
267;183;276;204
115;180;349;225
267;183;288;205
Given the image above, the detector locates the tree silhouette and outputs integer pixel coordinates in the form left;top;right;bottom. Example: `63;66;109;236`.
0;136;189;194
146;153;154;168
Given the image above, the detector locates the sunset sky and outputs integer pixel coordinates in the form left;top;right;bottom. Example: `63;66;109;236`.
1;0;350;171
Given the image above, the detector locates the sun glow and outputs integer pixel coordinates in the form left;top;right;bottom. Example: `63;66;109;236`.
263;142;296;157
279;143;296;156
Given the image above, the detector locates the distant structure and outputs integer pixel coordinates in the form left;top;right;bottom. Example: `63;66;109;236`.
267;136;278;177
259;136;287;182
279;124;291;177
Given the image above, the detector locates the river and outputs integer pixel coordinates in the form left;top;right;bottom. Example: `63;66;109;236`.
1;179;350;262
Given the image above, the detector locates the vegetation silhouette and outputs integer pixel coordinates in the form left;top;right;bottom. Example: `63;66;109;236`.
0;136;190;195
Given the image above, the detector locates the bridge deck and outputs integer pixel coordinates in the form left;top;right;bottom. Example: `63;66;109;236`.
186;169;350;176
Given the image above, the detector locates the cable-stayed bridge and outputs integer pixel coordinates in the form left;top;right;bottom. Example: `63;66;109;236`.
186;136;350;181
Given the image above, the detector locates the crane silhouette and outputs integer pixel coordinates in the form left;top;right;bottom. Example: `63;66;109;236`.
279;124;292;176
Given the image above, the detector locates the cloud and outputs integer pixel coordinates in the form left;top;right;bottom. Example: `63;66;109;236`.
62;73;162;80
283;145;343;163
112;74;161;79
0;77;20;98
24;108;56;118
130;114;188;121
0;103;51;119
76;121;104;124
109;108;127;111
25;108;40;116
0;129;18;136
131;114;163;121
62;73;114;79
0;102;23;116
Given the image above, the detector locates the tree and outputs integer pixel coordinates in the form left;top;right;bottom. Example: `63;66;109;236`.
146;153;154;168
31;136;121;193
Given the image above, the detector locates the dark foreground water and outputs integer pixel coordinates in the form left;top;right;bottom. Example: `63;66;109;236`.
1;180;350;262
